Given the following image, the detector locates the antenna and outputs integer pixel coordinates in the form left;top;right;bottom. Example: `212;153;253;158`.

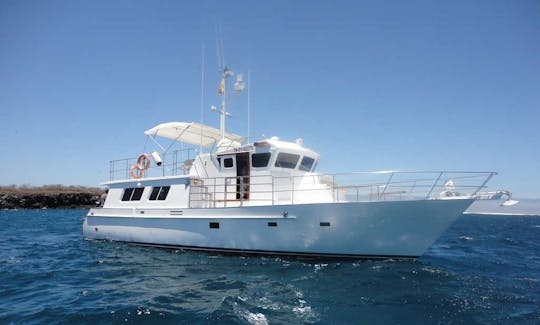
199;42;205;153
214;20;224;70
247;69;251;142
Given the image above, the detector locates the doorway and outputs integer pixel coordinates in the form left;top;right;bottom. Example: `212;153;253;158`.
236;152;250;200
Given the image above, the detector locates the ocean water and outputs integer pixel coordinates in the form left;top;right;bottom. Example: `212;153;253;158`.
1;209;539;324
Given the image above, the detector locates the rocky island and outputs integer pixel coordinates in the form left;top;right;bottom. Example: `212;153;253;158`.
0;185;103;209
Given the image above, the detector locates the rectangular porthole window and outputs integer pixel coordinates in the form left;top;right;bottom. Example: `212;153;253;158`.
320;222;331;227
223;158;234;168
121;187;144;201
267;222;277;227
149;186;170;201
209;222;220;229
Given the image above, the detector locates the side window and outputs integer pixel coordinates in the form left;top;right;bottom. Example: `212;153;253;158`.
149;186;170;201
299;156;315;172
121;188;134;201
223;158;234;168
121;187;144;201
149;187;160;200
252;152;271;168
157;186;170;200
131;187;144;200
275;153;300;169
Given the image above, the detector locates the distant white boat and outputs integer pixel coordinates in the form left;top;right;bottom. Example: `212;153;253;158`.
83;65;517;259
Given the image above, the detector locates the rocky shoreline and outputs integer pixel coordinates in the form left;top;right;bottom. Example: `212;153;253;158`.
0;186;102;209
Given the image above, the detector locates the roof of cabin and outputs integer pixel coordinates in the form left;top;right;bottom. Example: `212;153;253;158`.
256;137;320;159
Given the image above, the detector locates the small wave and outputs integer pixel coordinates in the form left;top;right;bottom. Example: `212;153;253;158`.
532;225;540;228
243;311;268;325
421;267;449;277
515;277;538;283
292;305;319;322
459;236;474;241
136;307;151;316
313;263;328;271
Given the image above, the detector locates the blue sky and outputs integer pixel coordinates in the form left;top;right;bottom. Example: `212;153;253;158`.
1;0;539;197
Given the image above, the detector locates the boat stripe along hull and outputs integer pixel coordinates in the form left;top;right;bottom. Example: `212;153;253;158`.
123;242;419;260
84;199;474;258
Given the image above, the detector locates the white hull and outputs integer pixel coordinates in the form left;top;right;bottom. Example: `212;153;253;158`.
84;198;473;259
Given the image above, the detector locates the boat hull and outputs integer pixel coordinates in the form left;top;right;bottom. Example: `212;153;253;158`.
83;199;473;259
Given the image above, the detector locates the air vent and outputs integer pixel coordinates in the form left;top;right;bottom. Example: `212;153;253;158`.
268;222;277;227
209;222;220;229
320;222;331;227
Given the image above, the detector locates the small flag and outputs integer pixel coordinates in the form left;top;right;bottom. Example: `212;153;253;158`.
217;79;225;94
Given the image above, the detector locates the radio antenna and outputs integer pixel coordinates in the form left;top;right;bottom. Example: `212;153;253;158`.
247;69;251;142
199;42;205;153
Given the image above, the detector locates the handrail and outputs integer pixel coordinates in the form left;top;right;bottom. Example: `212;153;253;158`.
187;171;496;208
109;148;194;181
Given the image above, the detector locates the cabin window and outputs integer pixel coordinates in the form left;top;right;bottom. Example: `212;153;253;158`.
121;187;144;201
121;188;134;201
131;187;144;200
275;152;300;169
299;156;315;172
158;186;170;200
223;158;234;168
149;186;170;201
252;152;271;168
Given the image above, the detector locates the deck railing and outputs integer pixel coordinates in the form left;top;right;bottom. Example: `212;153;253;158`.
188;171;497;208
109;148;195;181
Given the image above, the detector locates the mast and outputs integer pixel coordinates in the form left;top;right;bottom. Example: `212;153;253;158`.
217;67;233;140
212;29;245;141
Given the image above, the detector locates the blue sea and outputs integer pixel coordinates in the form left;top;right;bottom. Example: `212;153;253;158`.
1;209;539;324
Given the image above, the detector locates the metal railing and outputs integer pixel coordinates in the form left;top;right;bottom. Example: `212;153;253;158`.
109;148;195;181
188;171;497;208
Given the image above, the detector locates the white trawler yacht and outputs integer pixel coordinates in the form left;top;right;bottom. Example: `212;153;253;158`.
84;66;517;259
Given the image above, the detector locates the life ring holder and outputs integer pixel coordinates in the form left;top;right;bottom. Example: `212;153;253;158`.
130;153;151;179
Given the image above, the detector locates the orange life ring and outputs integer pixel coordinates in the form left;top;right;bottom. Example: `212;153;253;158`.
137;153;151;170
129;153;151;179
130;164;143;179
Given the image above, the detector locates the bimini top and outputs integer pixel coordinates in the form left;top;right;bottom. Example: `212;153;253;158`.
144;122;243;148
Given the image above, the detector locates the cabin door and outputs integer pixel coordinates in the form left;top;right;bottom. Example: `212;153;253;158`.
236;152;250;200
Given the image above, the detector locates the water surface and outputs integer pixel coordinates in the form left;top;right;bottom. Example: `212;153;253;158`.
1;209;538;324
